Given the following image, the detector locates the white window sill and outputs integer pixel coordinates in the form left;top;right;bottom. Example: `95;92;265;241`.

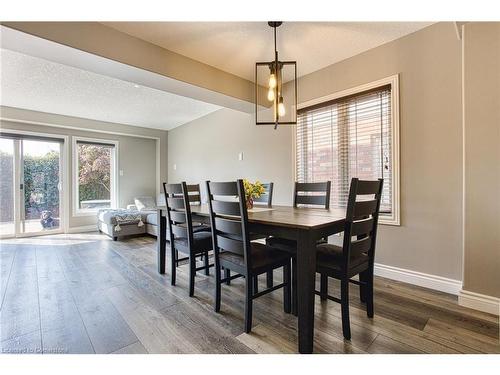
73;209;109;217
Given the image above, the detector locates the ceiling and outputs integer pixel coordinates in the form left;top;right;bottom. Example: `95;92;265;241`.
103;22;434;82
0;48;221;130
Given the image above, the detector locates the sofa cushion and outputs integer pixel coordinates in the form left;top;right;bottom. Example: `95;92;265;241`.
134;196;156;211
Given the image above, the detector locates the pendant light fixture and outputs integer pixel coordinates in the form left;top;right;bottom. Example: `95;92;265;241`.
255;22;297;129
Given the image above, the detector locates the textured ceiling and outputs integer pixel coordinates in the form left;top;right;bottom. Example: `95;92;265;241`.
0;49;221;130
103;22;434;81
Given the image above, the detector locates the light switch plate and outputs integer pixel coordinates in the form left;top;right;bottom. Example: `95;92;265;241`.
238;152;243;161
119;170;124;176
173;164;177;170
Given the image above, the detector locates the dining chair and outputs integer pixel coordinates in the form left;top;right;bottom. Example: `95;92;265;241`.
163;182;213;297
266;181;331;314
316;178;383;340
252;182;274;207
206;179;292;333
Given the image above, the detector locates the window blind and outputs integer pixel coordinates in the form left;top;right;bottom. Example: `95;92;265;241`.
296;85;392;214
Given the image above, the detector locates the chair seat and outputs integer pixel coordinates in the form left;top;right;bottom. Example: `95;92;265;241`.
167;223;210;235
316;243;369;271
219;242;291;274
192;223;211;233
174;231;213;254
266;236;328;253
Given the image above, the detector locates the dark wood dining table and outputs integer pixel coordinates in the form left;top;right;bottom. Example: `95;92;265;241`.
156;204;346;354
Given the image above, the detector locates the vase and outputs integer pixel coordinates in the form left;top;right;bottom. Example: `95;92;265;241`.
246;197;254;210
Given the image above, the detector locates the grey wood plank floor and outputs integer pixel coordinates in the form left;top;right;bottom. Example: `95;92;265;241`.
0;233;498;354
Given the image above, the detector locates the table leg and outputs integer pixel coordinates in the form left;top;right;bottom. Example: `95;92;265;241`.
157;209;166;274
296;229;317;354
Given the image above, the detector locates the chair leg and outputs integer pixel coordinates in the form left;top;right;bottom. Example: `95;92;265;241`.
283;264;291;313
253;275;259;294
320;273;328;301
266;270;273;288
366;269;374;318
359;270;368;303
244;275;253;333
189;255;196;297
204;251;210;276
175;250;179;266
225;268;231;285
340;278;351;340
291;257;298;316
215;265;221;312
170;246;176;286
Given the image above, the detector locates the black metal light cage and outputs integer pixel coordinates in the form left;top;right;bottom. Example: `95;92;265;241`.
255;22;297;128
255;61;297;127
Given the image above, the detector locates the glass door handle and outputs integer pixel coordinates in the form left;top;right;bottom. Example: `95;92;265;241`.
20;183;24;190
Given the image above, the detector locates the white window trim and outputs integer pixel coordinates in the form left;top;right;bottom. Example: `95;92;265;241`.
72;136;119;217
295;74;401;226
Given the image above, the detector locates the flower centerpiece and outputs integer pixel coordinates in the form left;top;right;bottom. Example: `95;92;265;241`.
243;179;265;209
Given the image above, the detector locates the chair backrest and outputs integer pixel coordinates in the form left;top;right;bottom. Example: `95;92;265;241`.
293;181;331;208
162;182;194;247
206;179;252;271
185;184;202;205
252;182;274;207
342;178;383;266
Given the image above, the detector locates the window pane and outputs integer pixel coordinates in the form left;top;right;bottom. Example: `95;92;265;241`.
22;139;61;233
296;86;393;214
78;143;112;210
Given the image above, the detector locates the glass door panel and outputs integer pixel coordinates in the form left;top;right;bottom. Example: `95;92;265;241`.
0;138;16;237
20;139;62;234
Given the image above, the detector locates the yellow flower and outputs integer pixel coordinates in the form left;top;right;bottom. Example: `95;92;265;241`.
243;179;264;199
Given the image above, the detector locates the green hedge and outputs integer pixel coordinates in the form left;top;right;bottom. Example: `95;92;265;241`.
22;151;60;220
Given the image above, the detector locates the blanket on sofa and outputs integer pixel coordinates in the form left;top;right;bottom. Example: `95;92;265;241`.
98;209;145;232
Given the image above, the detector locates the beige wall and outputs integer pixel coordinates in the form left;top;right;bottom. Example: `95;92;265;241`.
169;22;464;281
462;23;500;298
168;108;295;204
297;22;463;280
1;107;167;228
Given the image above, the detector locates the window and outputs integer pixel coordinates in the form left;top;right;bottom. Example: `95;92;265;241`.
73;137;118;215
296;76;400;225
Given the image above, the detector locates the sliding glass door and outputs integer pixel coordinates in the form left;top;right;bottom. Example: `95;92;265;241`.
0;134;64;238
0;137;16;237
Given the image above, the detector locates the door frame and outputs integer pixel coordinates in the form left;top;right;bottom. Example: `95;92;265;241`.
0;128;69;238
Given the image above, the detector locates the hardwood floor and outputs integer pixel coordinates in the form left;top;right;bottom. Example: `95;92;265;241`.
0;233;498;354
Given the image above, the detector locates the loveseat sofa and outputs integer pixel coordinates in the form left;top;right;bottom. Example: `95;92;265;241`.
97;194;165;240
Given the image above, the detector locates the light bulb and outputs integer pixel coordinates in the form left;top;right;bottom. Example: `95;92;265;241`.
267;88;275;102
269;74;277;89
278;99;286;117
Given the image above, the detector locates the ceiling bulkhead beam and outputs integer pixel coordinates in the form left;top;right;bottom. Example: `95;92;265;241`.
1;22;264;111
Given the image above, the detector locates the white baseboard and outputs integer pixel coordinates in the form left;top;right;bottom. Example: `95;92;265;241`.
66;225;97;233
374;263;463;295
458;290;500;315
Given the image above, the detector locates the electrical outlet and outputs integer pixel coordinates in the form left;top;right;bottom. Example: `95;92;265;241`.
119;170;124;176
173;164;177;170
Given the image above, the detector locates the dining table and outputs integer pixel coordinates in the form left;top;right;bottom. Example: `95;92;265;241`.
156;204;346;354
